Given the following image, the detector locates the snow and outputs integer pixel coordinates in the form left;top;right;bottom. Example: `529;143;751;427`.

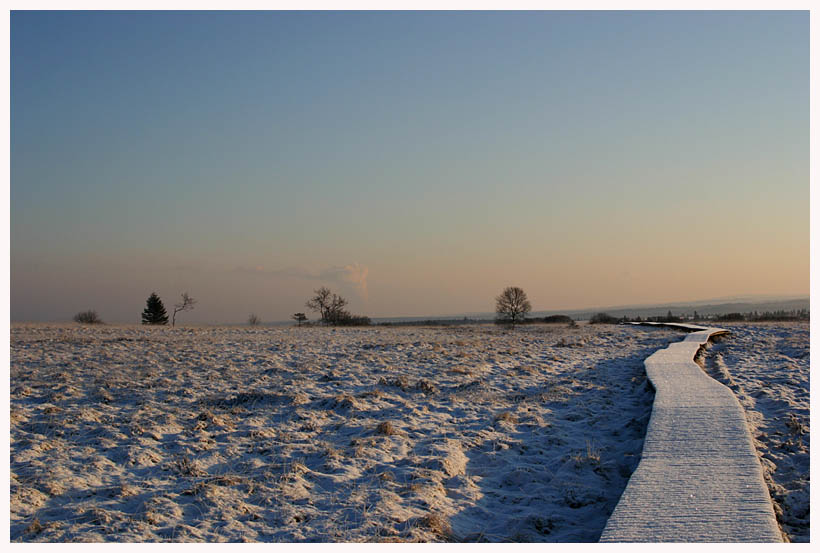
11;322;677;542
600;323;783;543
10;321;806;542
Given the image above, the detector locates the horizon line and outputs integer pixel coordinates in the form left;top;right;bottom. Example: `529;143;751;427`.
11;293;809;326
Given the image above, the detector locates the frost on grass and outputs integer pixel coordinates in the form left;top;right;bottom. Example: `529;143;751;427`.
10;323;680;542
700;322;810;543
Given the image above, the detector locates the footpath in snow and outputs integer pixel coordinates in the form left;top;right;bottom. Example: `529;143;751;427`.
600;323;782;542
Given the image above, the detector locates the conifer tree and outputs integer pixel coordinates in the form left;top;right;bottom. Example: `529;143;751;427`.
142;292;169;325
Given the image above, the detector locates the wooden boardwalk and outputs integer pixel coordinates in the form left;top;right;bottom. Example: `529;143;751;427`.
599;323;782;542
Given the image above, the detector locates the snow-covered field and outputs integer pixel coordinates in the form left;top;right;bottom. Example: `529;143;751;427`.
10;322;679;542
10;322;809;542
699;322;810;542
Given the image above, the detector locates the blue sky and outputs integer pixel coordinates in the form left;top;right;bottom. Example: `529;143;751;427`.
10;11;808;322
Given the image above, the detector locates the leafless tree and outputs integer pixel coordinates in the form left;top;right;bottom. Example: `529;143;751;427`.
172;292;197;327
306;287;349;325
306;287;332;323
292;312;307;326
326;294;348;325
74;310;102;324
248;313;261;326
495;286;531;326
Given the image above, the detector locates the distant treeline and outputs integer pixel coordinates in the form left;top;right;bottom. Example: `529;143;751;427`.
302;315;372;326
380;309;811;328
588;309;810;324
334;308;811;328
380;314;578;327
493;314;576;325
378;318;485;327
712;309;809;322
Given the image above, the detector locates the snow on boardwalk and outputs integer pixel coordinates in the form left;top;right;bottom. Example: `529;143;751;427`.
600;323;782;542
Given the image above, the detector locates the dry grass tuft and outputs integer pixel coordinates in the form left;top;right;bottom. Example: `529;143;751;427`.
449;366;472;375
494;411;518;425
555;337;585;348
330;394;360;410
786;413;807;435
358;388;383;399
300;420;320;432
173;456;207;477
288;392;310;405
195;410;233;429
25;518;44;535
117;484;140;498
415;379;438;395
213;474;244;486
571;440;601;468
379;376;410;391
516;365;537;375
249;428;277;440
322;445;343;459
418;512;454;540
376;421;397;436
43;480;66;497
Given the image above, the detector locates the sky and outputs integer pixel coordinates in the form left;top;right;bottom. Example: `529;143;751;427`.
10;10;809;323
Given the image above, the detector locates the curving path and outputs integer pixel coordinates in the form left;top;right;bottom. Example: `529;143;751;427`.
599;323;782;542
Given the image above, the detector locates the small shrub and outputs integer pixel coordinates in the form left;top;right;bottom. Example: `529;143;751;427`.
74;310;102;324
248;313;261;326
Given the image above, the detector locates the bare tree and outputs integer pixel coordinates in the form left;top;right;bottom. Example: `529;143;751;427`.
326;293;348;325
306;287;332;324
172;292;197;327
74;310;102;324
495;286;531;326
292;312;307;326
248;313;261;326
306;287;350;326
